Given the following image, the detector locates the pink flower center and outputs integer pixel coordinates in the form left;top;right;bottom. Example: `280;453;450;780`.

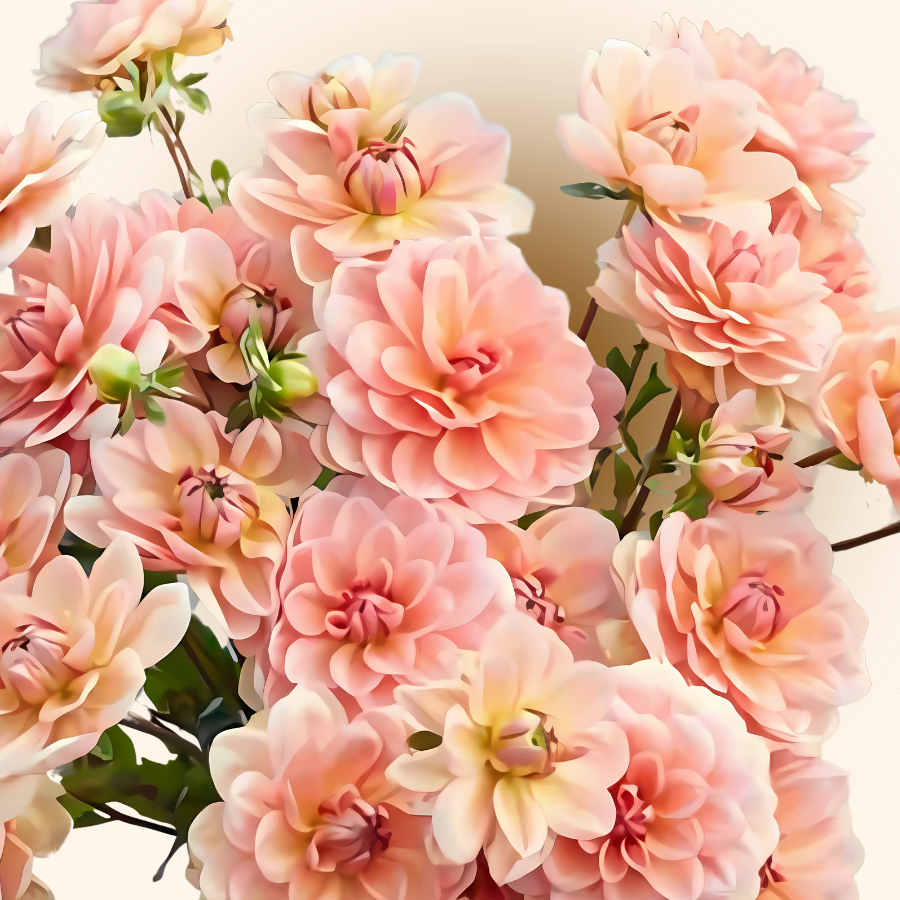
632;106;699;168
178;465;260;546
342;138;431;216
0;620;72;706
324;581;405;644
718;576;784;642
513;576;566;627
5;303;68;364
589;781;656;874
491;710;562;777
759;855;787;891
306;785;392;875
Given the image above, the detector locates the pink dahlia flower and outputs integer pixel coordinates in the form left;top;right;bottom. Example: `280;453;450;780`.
478;507;644;664
230;56;533;283
39;0;232;93
64;399;317;653
588;366;626;450
813;314;900;500
591;216;839;404
515;661;778;900
614;509;870;744
557;35;801;233
759;750;863;900
0;536;189;776
267;476;513;708
0;448;76;581
0;774;71;900
0;104;104;270
386;614;630;886
187;687;474;900
649;17;872;229
696;390;812;512
297;237;598;521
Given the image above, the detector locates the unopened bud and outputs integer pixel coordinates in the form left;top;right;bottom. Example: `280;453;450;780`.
88;344;141;404
260;357;318;412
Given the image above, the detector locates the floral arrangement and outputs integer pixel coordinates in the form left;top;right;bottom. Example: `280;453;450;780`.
0;4;881;899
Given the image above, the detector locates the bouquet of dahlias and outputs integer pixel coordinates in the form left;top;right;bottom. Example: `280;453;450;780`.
0;4;879;899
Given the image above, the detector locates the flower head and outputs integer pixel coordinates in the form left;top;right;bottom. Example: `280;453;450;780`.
614;508;870;744
268;476;513;709
298;237;599;521
187;686;474;900
588;366;626;450
230;56;533;283
39;0;233;93
0;104;104;270
0;536;189;776
386;614;629;885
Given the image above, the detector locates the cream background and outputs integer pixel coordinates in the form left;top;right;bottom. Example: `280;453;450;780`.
0;0;895;897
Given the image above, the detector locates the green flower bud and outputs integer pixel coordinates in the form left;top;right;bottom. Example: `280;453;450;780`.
259;357;318;413
88;344;141;404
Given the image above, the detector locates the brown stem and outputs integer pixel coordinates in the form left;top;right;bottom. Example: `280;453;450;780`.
155;114;192;198
796;446;841;468
121;714;205;764
159;106;198;177
620;391;682;536
832;520;900;552
65;791;177;836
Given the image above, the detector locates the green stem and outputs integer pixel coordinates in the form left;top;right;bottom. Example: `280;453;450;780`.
65;791;177;836
121;714;206;765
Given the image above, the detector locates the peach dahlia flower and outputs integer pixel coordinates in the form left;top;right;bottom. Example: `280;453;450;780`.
187;687;474;900
557;34;800;233
759;751;863;900
515;661;778;900
591;215;840;404
0;536;189;777
0;774;71;900
614;509;869;744
297;238;598;522
478;507;644;664
267;476;513;708
813;314;900;500
230;56;533;283
65;400;316;655
588;366;626;450
39;0;232;93
386;614;630;886
0;104;104;270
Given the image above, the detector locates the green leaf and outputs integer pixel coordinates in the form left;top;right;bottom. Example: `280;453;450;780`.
622;363;671;426
59;531;104;574
182;86;211;115
829;453;864;471
142;396;166;427
560;182;633;201
90;731;114;762
98;90;148;138
173;109;186;136
57;793;110;829
179;72;208;87
211;159;231;203
29;226;51;252
649;510;664;539
605;347;631;389
589;447;613;489
408;731;442;751
599;508;624;531
314;467;338;491
225;398;252;434
613;453;637;506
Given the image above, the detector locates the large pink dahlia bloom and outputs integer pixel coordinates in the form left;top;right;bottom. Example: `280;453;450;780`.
229;55;533;283
267;476;514;708
187;687;474;900
0;104;104;270
298;237;599;521
614;508;869;744
515;661;778;900
64;400;318;654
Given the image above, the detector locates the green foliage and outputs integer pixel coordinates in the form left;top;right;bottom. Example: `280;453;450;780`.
211;159;231;204
314;466;339;491
619;362;671;464
560;182;634;201
605;346;631;389
98;90;148;138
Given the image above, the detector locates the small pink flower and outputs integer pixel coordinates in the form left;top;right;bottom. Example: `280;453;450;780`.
187;687;474;900
297;237;599;522
386;614;630;885
0;774;71;900
0;448;76;581
0;104;104;270
268;476;513;708
230;55;532;283
516;661;778;900
557;32;801;233
478;507;644;664
64;399;318;654
591;216;840;404
614;508;870;744
813;313;900;500
760;750;863;900
696;390;812;512
39;0;233;93
0;536;189;776
588;366;625;450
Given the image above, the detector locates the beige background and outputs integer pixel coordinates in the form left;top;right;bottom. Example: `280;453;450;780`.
0;0;895;896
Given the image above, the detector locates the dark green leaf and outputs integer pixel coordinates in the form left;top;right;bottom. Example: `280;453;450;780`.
649;510;664;539
57;793;110;829
622;363;671;425
613;453;637;506
408;731;442;751
605;347;631;390
211;159;231;203
90;731;115;761
314;466;338;491
589;447;613;489
516;509;548;530
179;72;208;87
560;182;632;201
619;425;641;465
599;508;624;530
142;396;166;427
59;531;104;574
224;398;252;434
829;453;863;471
98;90;147;138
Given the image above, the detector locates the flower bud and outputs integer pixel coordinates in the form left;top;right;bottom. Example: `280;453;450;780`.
88;344;141;404
259;357;318;413
342;139;428;215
